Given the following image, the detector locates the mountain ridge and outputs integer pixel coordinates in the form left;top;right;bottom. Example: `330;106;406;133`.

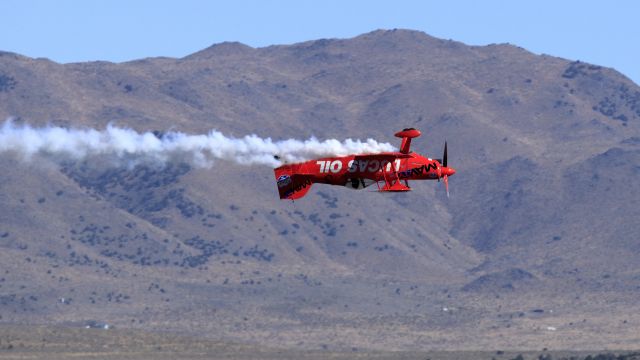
1;29;639;350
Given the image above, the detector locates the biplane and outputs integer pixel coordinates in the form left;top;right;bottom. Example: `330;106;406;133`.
273;128;455;200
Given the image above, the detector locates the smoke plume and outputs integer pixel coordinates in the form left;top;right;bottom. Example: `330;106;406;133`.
0;121;396;168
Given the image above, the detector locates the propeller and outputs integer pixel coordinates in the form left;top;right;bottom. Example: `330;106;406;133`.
436;141;445;181
444;170;450;198
435;141;454;197
443;141;448;167
442;141;451;198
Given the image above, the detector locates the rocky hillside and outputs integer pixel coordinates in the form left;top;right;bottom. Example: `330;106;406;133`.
0;29;639;350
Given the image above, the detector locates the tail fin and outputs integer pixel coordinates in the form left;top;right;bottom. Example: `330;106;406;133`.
394;128;422;154
274;165;314;200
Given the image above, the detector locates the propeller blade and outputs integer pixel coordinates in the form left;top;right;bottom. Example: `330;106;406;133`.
443;141;448;168
444;175;449;198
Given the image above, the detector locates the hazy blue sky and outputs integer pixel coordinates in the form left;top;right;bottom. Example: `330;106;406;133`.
1;0;638;84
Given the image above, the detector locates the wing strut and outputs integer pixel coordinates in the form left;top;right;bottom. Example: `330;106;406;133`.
378;159;410;192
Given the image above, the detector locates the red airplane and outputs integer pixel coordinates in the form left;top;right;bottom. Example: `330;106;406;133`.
273;128;455;200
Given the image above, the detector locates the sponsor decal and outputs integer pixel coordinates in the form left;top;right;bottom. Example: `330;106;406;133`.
317;159;401;174
283;177;313;197
277;174;292;188
316;160;343;173
399;162;439;178
316;159;438;179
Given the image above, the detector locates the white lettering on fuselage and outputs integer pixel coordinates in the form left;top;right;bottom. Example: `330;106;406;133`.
319;159;401;174
329;160;342;173
316;160;343;173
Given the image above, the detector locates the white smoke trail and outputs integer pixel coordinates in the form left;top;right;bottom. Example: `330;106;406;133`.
0;120;396;168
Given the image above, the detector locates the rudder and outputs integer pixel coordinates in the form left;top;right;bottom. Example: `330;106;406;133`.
274;165;314;200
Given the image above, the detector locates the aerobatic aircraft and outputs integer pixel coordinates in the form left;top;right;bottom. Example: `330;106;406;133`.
274;128;455;200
